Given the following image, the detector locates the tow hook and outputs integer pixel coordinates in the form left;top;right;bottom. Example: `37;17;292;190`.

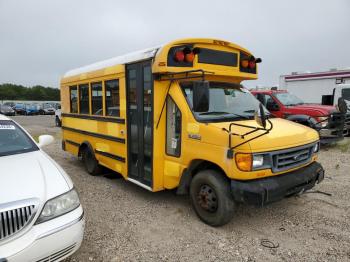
317;168;325;184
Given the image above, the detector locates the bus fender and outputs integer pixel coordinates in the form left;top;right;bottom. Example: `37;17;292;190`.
176;168;192;195
176;160;224;195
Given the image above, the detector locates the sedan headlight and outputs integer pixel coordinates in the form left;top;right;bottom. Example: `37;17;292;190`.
36;189;80;224
318;116;328;128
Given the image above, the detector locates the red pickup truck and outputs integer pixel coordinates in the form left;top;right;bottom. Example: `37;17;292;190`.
251;89;346;144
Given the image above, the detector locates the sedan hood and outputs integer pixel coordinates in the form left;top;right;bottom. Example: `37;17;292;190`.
0;151;71;205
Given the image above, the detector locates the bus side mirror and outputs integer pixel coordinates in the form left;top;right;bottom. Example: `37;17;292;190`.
192;81;210;112
337;97;348;114
255;103;267;129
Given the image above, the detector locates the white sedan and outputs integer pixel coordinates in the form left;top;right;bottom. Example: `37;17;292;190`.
0;115;84;261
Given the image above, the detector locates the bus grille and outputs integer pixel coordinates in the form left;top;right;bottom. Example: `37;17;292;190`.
271;144;313;172
0;204;36;241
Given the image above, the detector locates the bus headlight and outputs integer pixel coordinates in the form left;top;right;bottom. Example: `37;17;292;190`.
36;189;80;224
235;153;270;171
313;142;320;153
252;155;264;169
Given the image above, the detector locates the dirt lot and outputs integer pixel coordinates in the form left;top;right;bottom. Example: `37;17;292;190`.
13;115;350;262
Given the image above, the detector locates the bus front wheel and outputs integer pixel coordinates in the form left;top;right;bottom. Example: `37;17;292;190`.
82;147;102;176
190;170;235;227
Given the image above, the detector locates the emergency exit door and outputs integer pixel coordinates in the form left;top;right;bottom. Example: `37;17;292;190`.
126;61;153;188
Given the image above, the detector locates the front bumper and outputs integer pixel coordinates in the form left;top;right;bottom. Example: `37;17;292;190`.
0;206;84;262
319;127;346;141
230;162;324;206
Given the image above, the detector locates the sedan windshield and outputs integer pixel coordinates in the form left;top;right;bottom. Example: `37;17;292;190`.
181;81;266;122
274;92;304;106
0;120;38;157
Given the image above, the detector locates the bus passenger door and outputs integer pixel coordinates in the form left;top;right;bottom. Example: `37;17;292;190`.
126;61;153;189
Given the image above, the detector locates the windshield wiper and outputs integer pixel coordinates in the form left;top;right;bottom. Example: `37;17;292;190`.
199;111;250;119
199;111;231;115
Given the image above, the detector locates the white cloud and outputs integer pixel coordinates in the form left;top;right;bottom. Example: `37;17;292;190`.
0;0;349;88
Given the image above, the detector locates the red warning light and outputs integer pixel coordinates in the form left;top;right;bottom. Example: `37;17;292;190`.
174;50;185;62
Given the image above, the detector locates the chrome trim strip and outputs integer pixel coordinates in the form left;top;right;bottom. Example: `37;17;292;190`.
127;178;153;191
0;198;39;213
36;211;84;240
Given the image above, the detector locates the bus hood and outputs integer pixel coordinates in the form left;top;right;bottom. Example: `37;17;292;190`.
209;118;319;152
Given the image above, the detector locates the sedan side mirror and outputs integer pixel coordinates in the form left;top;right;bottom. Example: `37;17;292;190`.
38;135;54;147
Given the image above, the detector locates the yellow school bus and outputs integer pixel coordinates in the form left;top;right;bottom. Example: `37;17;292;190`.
60;38;324;226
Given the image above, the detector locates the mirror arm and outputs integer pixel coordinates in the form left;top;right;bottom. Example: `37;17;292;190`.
226;119;273;159
156;80;174;129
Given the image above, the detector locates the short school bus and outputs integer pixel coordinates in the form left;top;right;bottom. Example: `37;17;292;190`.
61;38;324;226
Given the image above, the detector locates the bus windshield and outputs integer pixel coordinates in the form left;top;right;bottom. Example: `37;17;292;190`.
0;120;38;157
181;81;266;122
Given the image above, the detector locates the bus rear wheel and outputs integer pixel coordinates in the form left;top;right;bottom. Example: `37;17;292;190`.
82;147;102;176
190;170;235;227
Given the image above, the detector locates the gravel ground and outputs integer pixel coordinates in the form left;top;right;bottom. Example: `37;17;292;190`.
12;115;350;262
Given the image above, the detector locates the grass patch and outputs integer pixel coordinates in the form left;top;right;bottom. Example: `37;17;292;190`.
335;138;350;153
32;134;39;143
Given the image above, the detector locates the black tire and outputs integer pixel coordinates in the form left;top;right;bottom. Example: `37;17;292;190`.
190;170;235;227
82;147;102;176
55;117;61;127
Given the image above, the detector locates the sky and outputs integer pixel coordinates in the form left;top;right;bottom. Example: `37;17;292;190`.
0;0;349;89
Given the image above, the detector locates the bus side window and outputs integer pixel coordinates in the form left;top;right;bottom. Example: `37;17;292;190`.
166;96;181;157
91;82;103;115
79;84;89;114
105;79;120;117
70;86;78;113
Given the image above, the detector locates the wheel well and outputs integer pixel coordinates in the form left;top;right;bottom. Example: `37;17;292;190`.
78;141;92;158
176;160;227;195
191;160;225;177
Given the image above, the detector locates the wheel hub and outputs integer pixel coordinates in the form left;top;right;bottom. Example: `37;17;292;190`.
197;184;218;212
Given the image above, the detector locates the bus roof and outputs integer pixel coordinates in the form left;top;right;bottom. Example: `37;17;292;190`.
63;46;160;78
62;38;256;81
